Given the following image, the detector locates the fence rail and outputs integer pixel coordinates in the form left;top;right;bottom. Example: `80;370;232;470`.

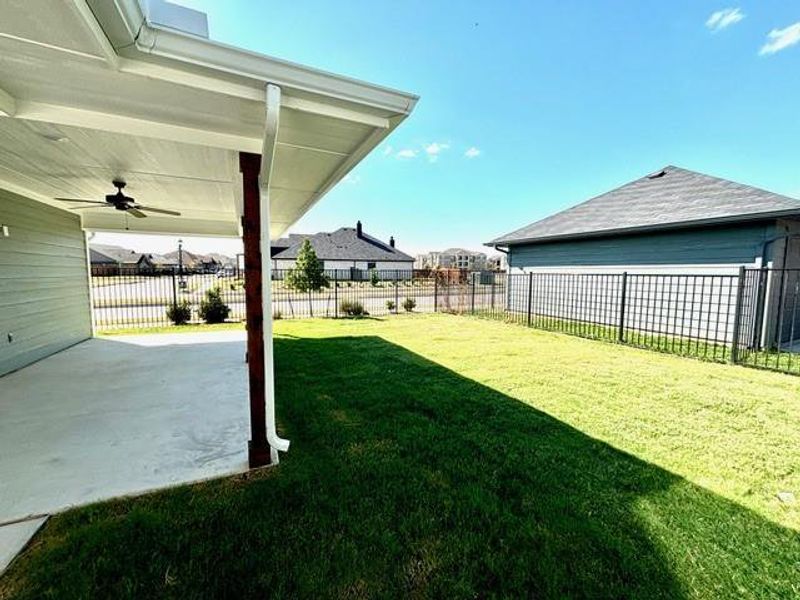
91;267;800;375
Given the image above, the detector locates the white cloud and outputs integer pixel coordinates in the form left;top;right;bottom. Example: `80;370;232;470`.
395;149;418;159
464;147;481;159
759;22;800;55
424;142;450;162
383;145;393;157
705;8;745;32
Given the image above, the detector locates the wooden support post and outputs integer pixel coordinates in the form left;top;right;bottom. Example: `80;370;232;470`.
240;151;271;468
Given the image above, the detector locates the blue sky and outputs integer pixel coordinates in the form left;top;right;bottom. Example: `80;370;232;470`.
97;1;800;257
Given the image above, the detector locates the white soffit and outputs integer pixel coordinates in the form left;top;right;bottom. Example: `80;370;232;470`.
0;0;417;238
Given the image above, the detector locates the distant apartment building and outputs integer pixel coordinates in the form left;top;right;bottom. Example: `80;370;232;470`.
415;248;488;270
486;254;507;271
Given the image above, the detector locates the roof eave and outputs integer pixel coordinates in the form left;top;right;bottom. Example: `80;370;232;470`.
487;209;800;247
88;0;419;116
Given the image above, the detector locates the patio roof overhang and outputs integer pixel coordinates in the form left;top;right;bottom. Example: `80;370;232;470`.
0;1;418;469
0;0;418;238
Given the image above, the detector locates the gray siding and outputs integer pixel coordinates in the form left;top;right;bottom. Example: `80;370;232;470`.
509;222;776;269
0;189;92;376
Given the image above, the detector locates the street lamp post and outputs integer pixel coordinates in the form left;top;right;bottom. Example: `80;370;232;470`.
178;239;186;288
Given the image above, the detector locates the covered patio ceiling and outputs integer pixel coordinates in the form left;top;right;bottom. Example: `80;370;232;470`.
0;0;417;238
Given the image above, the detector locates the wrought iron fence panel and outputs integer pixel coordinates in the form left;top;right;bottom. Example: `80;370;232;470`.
90;266;800;375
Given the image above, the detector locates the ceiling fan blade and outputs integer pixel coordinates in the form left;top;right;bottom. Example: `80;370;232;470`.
136;205;182;217
70;205;115;210
55;198;108;205
126;208;148;218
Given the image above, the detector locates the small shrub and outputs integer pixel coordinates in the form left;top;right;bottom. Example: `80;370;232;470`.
370;270;380;287
340;300;367;317
402;297;416;312
166;300;192;325
274;310;283;320
199;287;231;324
386;300;396;311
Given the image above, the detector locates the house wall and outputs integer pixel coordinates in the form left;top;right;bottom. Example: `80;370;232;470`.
0;188;92;376
503;222;779;347
507;222;776;273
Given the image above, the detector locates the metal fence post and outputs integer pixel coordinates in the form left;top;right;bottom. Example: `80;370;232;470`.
618;271;628;342
471;272;476;314
395;275;399;313
730;265;746;364
171;267;178;310
334;271;338;318
434;274;438;312
526;272;533;327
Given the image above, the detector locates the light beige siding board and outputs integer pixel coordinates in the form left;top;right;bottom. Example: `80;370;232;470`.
0;227;87;250
0;187;91;376
0;264;89;276
0;288;89;310
0;251;91;267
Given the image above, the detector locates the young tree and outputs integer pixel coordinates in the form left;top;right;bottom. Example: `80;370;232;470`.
284;240;329;316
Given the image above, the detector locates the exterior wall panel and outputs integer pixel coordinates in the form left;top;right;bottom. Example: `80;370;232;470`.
508;222;776;270
0;189;92;376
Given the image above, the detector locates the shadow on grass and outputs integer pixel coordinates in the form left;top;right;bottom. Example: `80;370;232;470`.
3;335;799;599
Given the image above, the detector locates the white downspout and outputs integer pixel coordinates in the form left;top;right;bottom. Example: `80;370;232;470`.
259;83;290;459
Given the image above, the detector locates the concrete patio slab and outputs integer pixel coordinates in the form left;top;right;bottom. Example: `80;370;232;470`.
0;517;48;576
0;331;249;524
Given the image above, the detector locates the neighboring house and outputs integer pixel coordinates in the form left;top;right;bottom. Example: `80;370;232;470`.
90;244;233;274
488;165;800;346
416;248;488;270
488;166;800;274
147;253;179;271
162;250;231;273
89;244;153;274
272;221;413;277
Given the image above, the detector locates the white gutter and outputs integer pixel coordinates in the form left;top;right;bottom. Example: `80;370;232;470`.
86;0;418;115
258;83;290;457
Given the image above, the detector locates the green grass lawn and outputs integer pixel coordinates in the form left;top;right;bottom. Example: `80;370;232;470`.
3;314;800;598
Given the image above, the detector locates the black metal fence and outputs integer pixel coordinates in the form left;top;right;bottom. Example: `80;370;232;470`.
90;268;435;328
91;267;800;375
456;268;799;375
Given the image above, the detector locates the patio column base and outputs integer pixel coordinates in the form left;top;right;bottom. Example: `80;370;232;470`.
248;440;272;468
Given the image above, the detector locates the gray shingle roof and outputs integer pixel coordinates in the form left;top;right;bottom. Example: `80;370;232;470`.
272;227;413;262
489;166;800;246
89;243;141;264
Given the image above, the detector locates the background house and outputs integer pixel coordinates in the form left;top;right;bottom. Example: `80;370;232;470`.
90;243;155;275
489;166;800;274
415;248;488;270
488;165;800;347
90;243;232;274
272;221;413;278
162;250;233;273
